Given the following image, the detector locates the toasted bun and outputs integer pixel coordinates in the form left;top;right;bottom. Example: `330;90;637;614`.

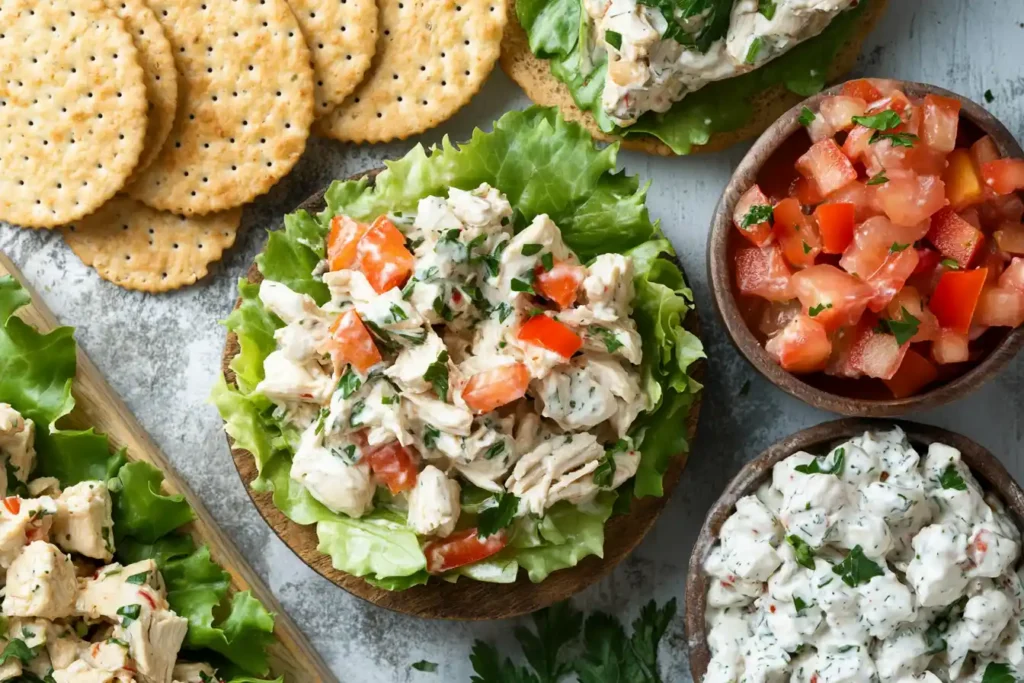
500;0;889;155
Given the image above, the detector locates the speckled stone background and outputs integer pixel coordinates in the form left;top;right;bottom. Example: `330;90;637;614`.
2;1;1023;680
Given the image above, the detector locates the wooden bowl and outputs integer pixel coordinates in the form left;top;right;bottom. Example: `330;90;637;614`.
684;418;1024;681
221;172;704;620
708;81;1024;416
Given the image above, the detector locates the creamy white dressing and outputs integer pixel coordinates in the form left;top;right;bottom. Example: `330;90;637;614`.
704;428;1024;682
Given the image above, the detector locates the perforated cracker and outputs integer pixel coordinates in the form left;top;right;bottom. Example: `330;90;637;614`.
105;0;178;177
61;195;242;292
315;0;506;143
125;0;315;216
0;0;149;228
287;0;379;116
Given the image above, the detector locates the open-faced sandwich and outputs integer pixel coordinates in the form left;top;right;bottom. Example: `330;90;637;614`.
0;278;280;683
502;0;888;155
216;107;704;590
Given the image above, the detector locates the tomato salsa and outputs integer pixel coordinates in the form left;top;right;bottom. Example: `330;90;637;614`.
730;79;1024;399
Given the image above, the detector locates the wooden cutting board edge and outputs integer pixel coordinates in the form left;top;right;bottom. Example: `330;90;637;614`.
0;252;337;683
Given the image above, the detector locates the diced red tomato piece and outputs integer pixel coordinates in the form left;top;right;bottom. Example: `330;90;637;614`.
819;96;867;134
327;215;370;272
790;264;873;332
980;194;1024;228
826;182;883;222
974;286;1024;327
883;349;939;399
841;79;884;104
517;316;582;359
815;203;855;254
764;315;832;374
981;159;1024;195
929;268;989;333
839;216;928;281
535;261;585;309
462;363;530;413
793;176;826;206
773;198;821;268
796;139;858;196
1000;258;1024;292
866;139;946;178
842;125;875;165
887;286;940;342
921;94;961;153
867;247;920;313
733;185;775;247
927;207;986;268
932;328;970;364
424;528;508;573
944;148;984;210
365;442;419;494
2;497;20;515
758;299;803;338
875;173;946;226
327;310;382;374
971;135;1002;168
735;245;794;302
994;223;1024;255
356;216;415;294
847;314;910;380
915;247;942;277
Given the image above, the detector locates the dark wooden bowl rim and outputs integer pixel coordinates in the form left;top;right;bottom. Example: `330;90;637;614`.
221;169;704;620
708;80;1024;417
684;417;1024;681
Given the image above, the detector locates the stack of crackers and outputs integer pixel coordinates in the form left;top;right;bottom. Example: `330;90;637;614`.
0;0;506;292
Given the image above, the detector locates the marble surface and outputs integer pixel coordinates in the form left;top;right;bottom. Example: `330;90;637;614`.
3;1;1024;680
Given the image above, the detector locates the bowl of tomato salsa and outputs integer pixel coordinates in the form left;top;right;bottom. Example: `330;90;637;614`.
709;79;1024;416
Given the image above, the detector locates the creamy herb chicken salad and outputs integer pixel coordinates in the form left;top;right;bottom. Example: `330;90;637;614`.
216;108;703;589
704;428;1024;683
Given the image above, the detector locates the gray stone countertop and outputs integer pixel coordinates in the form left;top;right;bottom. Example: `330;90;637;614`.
2;1;1023;680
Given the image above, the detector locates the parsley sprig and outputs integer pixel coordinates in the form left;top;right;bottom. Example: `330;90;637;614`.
832;546;884;587
939;463;967;491
794;448;845;476
424;351;450;402
477;492;519;538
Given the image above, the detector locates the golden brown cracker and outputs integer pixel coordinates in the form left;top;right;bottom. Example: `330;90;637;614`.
125;0;315;216
61;195;241;292
316;0;507;143
105;0;179;177
287;0;379;116
0;0;149;228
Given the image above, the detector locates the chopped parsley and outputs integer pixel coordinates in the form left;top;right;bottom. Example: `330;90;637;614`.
867;171;889;186
604;30;622;50
125;571;149;585
801;241;812;254
871;131;919;148
380;394;397;405
786;535;815;570
511;269;536;294
798;106;816;127
941;258;960;270
332;444;359;464
757;0;776;20
116;604;142;626
832;546;884;587
349;400;367;428
939;464;968;491
484;441;505;460
432;295;455;322
0;639;36;666
588;326;623;353
851;109;902;131
808;302;833;318
592;451;617;489
477;492;519;538
389;304;409;322
495;302;513;323
483;240;508;278
882;307;921;346
412;660;439;673
984;89;995;104
741;204;774;229
424;351;450;402
794;447;845;476
540;252;554;272
313;407;330;435
890;242;910;253
423;425;440;450
793;596;808;613
745;37;763;64
520;243;543;256
337;367;362;399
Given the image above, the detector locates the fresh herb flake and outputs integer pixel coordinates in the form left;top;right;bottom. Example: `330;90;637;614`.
588;326;623;354
412;660;438;673
125;572;148;585
593;451;617;489
939;463;968;491
116;604;142;626
852;109;902;131
941;258;960;270
540;252;554;272
984;89;995;104
867;172;889;186
758;0;776;20
484;441;505;460
794;447;845;476
521;243;543;257
424;351;450;402
337;367;362;399
832;545;884;587
808;302;833;317
890;242;910;253
871;131;919;148
745;37;763;64
786;535;816;570
477;492;519;538
741;204;774;229
981;662;1015;683
798;106;816;127
883;307;920;346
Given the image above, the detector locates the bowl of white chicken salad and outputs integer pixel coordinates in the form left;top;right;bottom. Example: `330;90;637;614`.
214;107;705;617
686;418;1024;683
502;0;888;155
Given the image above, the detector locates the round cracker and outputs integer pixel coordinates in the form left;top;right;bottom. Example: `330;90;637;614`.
0;0;149;228
500;0;889;156
287;0;379;116
105;0;179;178
125;0;315;216
316;0;507;144
61;195;242;292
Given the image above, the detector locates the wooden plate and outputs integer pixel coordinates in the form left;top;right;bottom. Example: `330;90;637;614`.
684;418;1024;681
0;254;337;683
220;173;704;620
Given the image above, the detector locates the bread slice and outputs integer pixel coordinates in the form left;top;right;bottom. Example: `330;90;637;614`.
500;0;889;155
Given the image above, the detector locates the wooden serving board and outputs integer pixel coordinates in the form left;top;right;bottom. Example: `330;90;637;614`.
221;179;705;620
0;252;337;683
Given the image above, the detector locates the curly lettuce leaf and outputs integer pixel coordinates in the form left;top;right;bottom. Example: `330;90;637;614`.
517;0;870;153
112;461;195;543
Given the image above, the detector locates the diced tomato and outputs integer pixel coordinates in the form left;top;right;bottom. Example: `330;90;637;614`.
866;246;920;312
796;139;858;196
981;159;1024;195
764;315;832;374
994;223;1024;255
927;207;986;268
974;286;1024;327
517;316;582;359
815;203;855;254
921;94;961;153
773;198;821;268
424;528;508;573
826;182;883;222
758;299;803;338
876;173;946;226
915;247;942;276
929;268;989;333
944;148;984;210
932;328;970;364
735;245;794;302
733;185;775;247
1000;258;1024;292
847;315;910;380
866;139;946;178
2;497;19;515
462;363;530;413
355;216;415;294
883;349;939;398
980;194;1024;228
327;215;370;271
887;286;940;342
819;96;867;134
841;79;885;103
535;261;585;309
365;442;419;493
971;135;1002;168
790;264;873;332
842;125;875;164
839;216;929;281
793;176;826;206
327;310;382;374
